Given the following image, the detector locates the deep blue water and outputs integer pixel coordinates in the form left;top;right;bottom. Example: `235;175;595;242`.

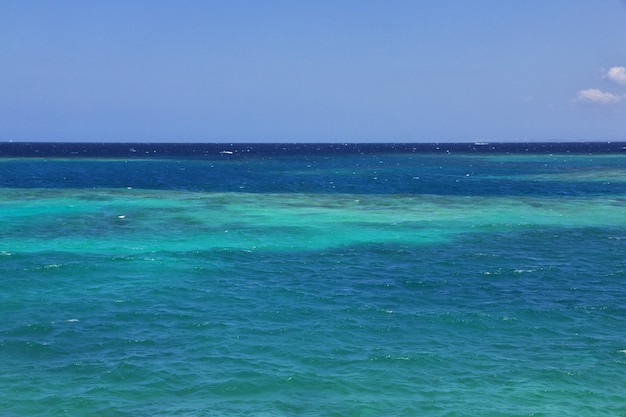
2;142;626;196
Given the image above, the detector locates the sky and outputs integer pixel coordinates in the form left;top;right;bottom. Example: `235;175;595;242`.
1;0;626;143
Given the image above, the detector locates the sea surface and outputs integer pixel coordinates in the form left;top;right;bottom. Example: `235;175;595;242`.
1;142;626;416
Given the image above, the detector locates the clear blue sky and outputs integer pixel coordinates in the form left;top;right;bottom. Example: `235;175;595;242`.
2;1;626;142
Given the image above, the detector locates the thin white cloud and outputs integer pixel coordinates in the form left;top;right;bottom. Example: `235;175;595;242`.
607;66;626;85
576;88;623;104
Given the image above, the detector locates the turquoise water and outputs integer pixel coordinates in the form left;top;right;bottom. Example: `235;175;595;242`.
1;146;626;416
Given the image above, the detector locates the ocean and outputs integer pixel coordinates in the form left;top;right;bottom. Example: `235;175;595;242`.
1;142;625;416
